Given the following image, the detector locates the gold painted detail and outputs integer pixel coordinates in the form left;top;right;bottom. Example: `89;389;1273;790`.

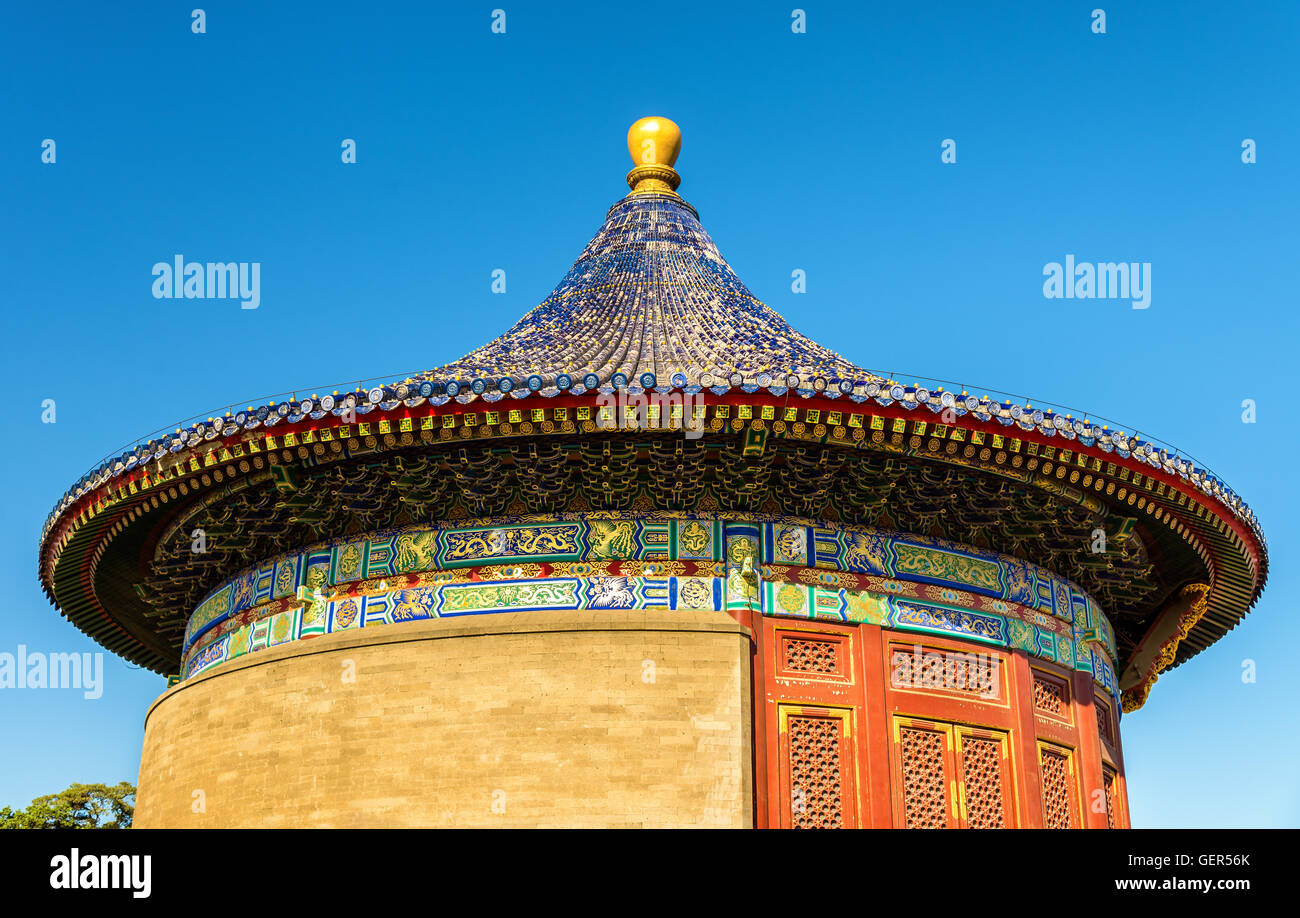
442;525;582;562
589;520;637;559
893;543;1002;592
394;530;437;572
441;581;577;613
677;577;713;608
1122;582;1211;712
679;520;711;556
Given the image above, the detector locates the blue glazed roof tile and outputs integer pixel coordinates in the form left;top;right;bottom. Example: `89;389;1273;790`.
416;193;878;390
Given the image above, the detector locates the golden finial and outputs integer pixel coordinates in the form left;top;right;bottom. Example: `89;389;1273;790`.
626;116;682;196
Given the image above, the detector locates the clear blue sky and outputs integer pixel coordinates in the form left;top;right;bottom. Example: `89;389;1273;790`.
2;1;1296;827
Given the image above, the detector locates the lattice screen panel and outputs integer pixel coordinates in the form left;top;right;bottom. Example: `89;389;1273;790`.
1095;695;1114;746
1032;672;1068;718
782;710;853;829
958;733;1010;828
783;638;841;676
899;724;951;828
1103;766;1118;829
1039;743;1077;829
889;646;1000;699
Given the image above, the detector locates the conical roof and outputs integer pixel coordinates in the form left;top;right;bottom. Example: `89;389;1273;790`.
425;191;872;391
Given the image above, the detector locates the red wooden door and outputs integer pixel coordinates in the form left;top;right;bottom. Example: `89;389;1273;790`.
763;620;866;828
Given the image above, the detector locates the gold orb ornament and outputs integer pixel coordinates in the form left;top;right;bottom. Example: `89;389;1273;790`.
627;116;681;167
626;116;682;196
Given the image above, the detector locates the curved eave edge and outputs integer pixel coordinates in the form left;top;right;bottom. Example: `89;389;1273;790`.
38;389;1267;672
44;382;1264;546
38;503;175;674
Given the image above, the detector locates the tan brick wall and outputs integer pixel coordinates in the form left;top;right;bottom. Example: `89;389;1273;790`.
135;610;753;828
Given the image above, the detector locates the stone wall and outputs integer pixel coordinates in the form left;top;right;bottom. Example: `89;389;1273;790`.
135;610;753;828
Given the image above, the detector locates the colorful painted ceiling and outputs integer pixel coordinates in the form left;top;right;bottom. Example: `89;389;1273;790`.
37;117;1266;705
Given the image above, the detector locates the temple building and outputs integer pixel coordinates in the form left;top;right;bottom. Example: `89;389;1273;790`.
39;117;1267;828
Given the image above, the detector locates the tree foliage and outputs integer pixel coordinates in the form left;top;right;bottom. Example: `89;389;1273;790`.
0;782;135;829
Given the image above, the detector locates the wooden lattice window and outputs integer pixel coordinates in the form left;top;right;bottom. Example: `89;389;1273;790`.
1102;766;1119;829
899;724;950;828
1095;695;1114;746
1038;743;1078;829
957;732;1011;828
1032;670;1069;718
779;707;855;828
889;644;1001;700
783;637;841;676
894;719;1017;829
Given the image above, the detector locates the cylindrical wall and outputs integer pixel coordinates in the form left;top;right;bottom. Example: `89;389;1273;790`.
136;610;754;828
142;512;1129;829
